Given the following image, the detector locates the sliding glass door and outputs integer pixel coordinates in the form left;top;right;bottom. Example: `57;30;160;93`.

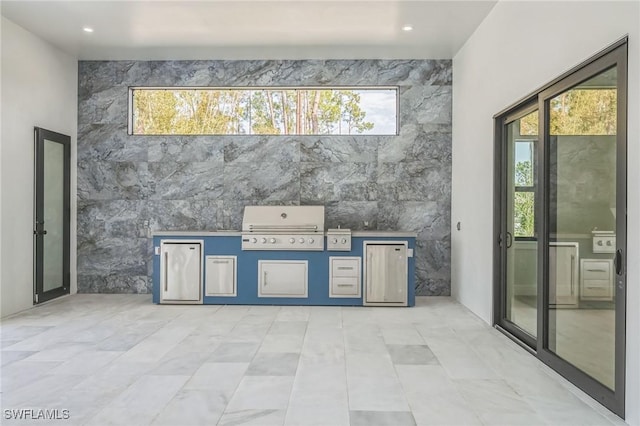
495;40;627;417
496;106;539;347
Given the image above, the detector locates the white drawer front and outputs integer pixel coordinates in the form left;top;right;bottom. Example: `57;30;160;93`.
582;279;613;298
331;258;360;277
582;261;611;280
331;277;360;296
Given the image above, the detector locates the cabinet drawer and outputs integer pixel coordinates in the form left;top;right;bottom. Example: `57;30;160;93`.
582;279;613;298
329;256;361;298
582;261;611;280
331;277;360;296
330;258;360;277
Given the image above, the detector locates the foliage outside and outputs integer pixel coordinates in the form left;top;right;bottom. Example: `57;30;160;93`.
514;160;535;238
519;110;538;137
514;84;616;238
132;89;389;135
519;89;616;136
550;89;616;136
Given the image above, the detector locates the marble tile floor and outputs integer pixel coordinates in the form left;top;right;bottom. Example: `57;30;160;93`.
510;297;616;389
0;295;626;426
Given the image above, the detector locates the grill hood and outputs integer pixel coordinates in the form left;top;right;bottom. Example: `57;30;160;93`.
242;206;325;233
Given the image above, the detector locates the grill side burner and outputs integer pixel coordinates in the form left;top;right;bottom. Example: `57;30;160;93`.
241;206;325;251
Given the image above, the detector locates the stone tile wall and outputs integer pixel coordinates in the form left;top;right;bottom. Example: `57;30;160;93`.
77;60;452;294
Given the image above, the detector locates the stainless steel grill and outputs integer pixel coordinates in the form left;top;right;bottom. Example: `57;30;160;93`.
241;206;325;251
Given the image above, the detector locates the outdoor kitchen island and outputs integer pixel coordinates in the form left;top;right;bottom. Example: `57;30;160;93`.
152;206;416;307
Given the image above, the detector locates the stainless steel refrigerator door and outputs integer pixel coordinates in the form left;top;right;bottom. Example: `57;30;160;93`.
365;244;407;305
161;242;202;302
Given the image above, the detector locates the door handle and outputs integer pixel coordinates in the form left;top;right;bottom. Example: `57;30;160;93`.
164;252;169;292
506;232;513;249
614;249;623;275
570;254;575;295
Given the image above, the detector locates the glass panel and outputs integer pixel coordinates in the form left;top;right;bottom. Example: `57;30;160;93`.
43;140;65;292
547;66;617;390
132;89;250;135
515;141;534;186
514;191;535;238
131;88;397;135
505;109;538;337
250;90;296;135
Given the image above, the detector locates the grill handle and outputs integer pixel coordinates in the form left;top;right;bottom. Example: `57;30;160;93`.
248;225;318;232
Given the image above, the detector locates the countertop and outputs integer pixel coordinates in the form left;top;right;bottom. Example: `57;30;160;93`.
152;230;417;238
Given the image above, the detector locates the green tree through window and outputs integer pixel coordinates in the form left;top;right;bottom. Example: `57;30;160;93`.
514;159;535;237
131;88;395;135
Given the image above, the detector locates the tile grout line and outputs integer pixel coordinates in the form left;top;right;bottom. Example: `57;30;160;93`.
341;306;353;426
216;305;281;425
281;313;309;426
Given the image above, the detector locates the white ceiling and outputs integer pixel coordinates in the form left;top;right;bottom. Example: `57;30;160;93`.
1;0;497;60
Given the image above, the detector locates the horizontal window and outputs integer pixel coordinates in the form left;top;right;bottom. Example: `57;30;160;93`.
128;87;398;136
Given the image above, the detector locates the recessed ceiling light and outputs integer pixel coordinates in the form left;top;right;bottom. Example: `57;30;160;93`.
83;27;94;33
402;25;413;32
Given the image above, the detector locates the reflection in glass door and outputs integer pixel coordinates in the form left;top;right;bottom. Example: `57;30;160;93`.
503;109;538;340
34;127;70;304
545;66;621;391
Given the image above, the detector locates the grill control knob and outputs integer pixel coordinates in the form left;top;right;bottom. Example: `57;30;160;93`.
331;238;338;244
308;238;314;244
289;238;295;244
251;238;257;243
341;238;347;244
261;238;267;243
270;238;276;244
606;240;612;246
597;240;603;246
299;238;305;243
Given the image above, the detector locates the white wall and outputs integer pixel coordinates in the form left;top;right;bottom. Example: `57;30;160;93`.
1;17;77;317
451;1;639;423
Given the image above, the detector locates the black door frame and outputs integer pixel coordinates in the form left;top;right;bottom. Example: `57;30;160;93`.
493;38;627;417
494;101;539;350
34;127;71;304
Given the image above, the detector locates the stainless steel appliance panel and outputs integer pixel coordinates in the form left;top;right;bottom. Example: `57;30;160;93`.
161;241;202;303
205;256;236;297
365;243;407;305
327;228;352;251
258;260;308;298
242;205;325;251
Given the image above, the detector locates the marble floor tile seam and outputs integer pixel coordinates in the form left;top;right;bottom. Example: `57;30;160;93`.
61;386;129;425
524;394;618;426
449;377;545;422
1;310;153;351
2;352;133;401
536;365;623;425
339;323;354;418
84;374;192;425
